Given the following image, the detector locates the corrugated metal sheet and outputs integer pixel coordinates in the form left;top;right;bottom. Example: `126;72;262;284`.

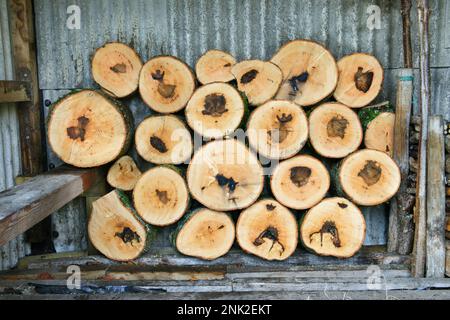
0;0;30;270
32;0;450;253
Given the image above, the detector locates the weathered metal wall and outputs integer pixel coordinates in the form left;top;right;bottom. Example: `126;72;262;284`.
32;0;450;252
0;0;31;270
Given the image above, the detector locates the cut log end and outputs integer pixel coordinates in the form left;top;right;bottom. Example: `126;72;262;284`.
133;166;189;226
271;39;338;106
271;155;330;210
309;102;363;158
364;112;395;156
334;53;384;108
88;190;149;261
300;197;366;258
47;90;132;168
195;50;236;84
231;60;282;106
247;100;308;160
337;149;401;206
173;208;235;260
187;139;264;211
236;199;298;261
91;43;143;98
185;83;245;139
139;56;196;113
107;155;142;191
135;115;193;165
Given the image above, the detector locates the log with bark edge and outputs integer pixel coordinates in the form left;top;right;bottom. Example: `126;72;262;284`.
236;198;298;261
271;155;330;210
358;102;395;156
231;60;282;106
195;50;236;85
88;190;154;261
185;82;245;139
187;139;264;211
91;42;143;98
308;102;363;158
300;197;366;258
133;165;190;226
271;39;338;106
47;90;133;168
139;56;196;113
246;100;308;159
135;115;193;165
107;155;142;191
332;149;401;206
333;53;384;108
171;208;235;260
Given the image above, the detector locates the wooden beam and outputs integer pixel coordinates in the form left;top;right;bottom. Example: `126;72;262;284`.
0;80;31;103
426;116;446;277
8;0;43;176
412;0;430;278
0;167;102;247
387;68;414;254
446;240;450;277
401;0;413;68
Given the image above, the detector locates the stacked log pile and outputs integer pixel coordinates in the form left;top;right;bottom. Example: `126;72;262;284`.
47;40;403;262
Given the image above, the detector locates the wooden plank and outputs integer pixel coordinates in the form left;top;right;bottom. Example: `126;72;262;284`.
387;68;414;254
0;80;31;103
446;240;450;277
412;0;431;278
426;116;446;277
8;0;43;175
0;167;101;246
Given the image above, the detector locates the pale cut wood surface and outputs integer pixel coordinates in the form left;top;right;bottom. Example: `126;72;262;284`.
0;167;100;246
426;116;446;277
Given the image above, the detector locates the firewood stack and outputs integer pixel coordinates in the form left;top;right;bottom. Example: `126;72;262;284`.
46;40;403;262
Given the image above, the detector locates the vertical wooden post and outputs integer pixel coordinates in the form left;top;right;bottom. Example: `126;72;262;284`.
388;69;414;254
412;0;430;278
401;0;413;69
426;116;446;277
8;0;43;176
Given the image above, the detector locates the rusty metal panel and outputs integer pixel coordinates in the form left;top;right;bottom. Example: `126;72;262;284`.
0;0;30;270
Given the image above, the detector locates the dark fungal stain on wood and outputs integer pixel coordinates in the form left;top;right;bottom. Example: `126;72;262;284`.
269;113;293;144
151;69;165;81
110;63;127;73
202;93;228;117
266;203;276;211
215;174;238;193
354;67;374;93
67;116;89;141
338;202;348;209
289;72;309;92
290;166;312;187
358;160;382;186
150;135;168;153
253;226;285;255
156;189;169;204
151;69;176;98
115;227;141;245
309;221;341;248
240;69;258;84
327;116;349;139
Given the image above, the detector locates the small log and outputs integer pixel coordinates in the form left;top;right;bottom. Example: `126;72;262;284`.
271;40;338;106
446;157;450;174
171;208;235;260
231;60;282;106
246;100;308;159
445;136;450;154
88;190;154;261
409;157;418;172
133;166;189;226
185;83;245;139
309;103;363;158
195;50;236;85
410;132;420;144
139;56;196;113
333;53;384;108
106;156;141;191
411;115;421;126
236;199;298;261
299;197;366;258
